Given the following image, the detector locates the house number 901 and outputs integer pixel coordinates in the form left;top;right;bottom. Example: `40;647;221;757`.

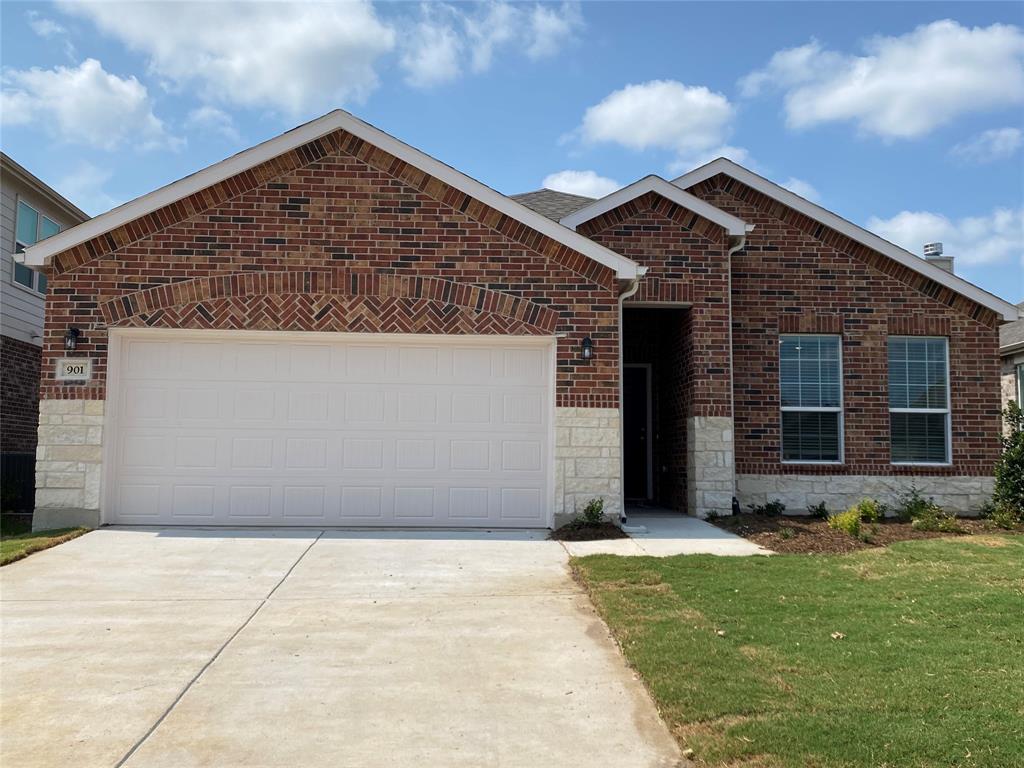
56;358;93;382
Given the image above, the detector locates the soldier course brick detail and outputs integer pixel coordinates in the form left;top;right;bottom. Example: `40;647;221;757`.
39;133;620;408
683;174;1002;478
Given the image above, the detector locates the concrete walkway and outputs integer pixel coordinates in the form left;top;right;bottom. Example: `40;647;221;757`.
561;513;771;557
0;528;683;768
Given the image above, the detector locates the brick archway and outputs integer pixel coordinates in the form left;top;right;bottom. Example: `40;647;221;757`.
100;271;559;334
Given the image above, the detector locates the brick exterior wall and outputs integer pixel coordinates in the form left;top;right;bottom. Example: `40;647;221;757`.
683;174;1002;479
39;129;620;409
1;335;41;454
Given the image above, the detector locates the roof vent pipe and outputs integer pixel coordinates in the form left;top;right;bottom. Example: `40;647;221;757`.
923;242;954;274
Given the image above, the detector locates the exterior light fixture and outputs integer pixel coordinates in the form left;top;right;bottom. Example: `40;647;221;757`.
581;336;593;360
64;327;81;351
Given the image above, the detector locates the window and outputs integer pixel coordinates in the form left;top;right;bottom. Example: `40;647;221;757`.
888;337;950;464
1017;363;1023;406
780;335;843;462
12;200;59;294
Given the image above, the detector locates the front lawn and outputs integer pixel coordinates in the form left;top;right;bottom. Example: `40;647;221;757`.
574;537;1024;767
0;526;89;565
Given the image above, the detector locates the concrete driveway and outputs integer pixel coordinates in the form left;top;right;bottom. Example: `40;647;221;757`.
0;528;681;768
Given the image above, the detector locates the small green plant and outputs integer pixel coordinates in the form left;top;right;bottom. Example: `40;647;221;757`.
807;501;829;519
748;499;786;517
910;505;963;533
994;402;1024;517
828;508;861;539
893;485;934;523
854;498;885;523
570;497;605;529
981;500;1021;530
779;526;795;540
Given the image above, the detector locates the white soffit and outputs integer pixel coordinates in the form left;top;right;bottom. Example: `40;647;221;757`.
21;109;638;280
560;174;751;237
672;158;1017;322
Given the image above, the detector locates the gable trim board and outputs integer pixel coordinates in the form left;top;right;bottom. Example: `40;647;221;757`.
673;158;1017;322
560;175;752;238
19;110;638;281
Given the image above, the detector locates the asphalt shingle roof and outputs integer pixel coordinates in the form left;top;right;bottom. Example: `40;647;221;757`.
510;189;596;222
1000;302;1024;352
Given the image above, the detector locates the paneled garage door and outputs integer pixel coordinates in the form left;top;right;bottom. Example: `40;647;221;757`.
106;331;554;527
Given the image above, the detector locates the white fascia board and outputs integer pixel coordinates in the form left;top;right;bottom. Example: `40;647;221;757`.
21;109;638;280
560;174;751;237
672;158;1018;322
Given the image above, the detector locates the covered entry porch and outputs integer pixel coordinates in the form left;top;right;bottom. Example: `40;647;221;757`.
621;306;736;518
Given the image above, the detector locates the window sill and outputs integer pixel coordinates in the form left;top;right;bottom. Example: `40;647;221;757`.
781;460;844;466
890;462;953;468
9;279;45;299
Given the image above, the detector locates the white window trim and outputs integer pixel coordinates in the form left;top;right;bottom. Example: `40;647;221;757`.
12;196;57;296
1016;362;1023;406
888;335;952;466
779;333;845;465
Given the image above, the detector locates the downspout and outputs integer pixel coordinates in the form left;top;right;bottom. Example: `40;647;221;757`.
617;266;647;526
725;230;750;514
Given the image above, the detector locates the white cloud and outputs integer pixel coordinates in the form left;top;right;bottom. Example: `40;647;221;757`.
26;11;67;38
399;2;581;87
1;58;178;150
780;177;820;202
950;128;1023;164
867;207;1024;266
55;162;121;216
579;80;735;154
185;106;242;143
525;3;582;60
60;1;396;114
400;5;464;88
542;170;619;199
740;21;1024;139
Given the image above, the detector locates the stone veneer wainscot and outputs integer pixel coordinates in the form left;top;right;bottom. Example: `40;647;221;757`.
34;399;104;529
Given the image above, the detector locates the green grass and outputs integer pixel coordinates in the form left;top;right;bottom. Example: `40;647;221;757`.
1;526;89;565
574;537;1024;768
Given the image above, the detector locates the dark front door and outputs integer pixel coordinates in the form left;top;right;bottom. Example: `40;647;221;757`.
623;365;650;500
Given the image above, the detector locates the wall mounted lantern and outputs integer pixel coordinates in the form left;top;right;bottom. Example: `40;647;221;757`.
580;336;593;361
64;327;81;351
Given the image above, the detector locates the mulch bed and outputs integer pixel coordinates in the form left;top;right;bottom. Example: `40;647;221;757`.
549;522;630;541
710;514;1021;554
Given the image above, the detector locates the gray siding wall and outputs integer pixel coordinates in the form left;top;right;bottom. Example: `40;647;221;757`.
0;174;79;346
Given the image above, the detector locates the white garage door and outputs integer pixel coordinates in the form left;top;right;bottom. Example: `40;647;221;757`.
106;331;554;527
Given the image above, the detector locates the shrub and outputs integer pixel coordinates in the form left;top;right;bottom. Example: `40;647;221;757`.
828;508;861;539
854;498;885;523
910;504;963;533
981;500;1022;530
807;501;829;519
779;526;795;540
571;497;605;529
994;402;1024;517
749;499;786;517
893;485;933;523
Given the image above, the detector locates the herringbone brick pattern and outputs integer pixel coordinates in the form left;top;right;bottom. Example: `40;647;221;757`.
123;294;546;336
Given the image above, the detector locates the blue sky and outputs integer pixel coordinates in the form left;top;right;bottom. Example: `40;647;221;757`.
2;1;1021;302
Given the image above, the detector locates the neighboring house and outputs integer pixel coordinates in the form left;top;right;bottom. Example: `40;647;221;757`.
0;154;88;513
17;110;1018;531
1000;301;1024;420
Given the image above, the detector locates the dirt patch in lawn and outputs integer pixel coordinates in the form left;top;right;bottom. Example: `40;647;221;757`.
709;514;1021;554
550;522;630;541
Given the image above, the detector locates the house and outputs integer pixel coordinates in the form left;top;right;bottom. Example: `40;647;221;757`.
17;110;1017;531
1001;301;1024;420
1;154;88;514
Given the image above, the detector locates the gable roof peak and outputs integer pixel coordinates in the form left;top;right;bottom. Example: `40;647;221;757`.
20;108;638;280
559;174;751;237
672;158;1018;322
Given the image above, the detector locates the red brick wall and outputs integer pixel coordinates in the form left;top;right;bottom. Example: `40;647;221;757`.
40;134;620;408
1;336;41;454
686;175;1002;477
581;193;732;418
